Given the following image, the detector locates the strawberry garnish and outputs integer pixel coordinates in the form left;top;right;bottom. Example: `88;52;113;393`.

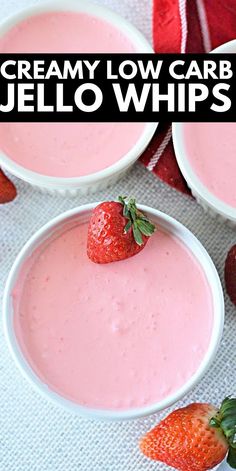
140;397;236;471
87;196;155;264
225;244;236;306
0;169;17;204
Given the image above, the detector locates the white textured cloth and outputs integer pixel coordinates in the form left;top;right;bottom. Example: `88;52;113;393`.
0;1;234;470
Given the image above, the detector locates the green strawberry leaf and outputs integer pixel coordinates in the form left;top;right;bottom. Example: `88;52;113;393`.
137;219;156;236
227;447;236;468
210;397;236;468
133;223;144;246
119;195;156;246
124;220;132;234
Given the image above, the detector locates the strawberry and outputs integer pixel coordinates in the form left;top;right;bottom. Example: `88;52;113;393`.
87;196;155;264
225;244;236;306
140;397;236;471
0;169;17;204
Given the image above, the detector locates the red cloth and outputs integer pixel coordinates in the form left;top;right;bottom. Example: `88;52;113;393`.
140;0;236;194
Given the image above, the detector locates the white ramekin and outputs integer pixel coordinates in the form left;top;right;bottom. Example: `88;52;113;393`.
172;40;236;226
0;0;157;196
3;203;224;421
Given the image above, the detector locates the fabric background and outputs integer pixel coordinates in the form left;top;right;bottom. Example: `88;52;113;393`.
0;1;234;470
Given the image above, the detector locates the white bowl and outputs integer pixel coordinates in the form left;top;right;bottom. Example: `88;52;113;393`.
0;0;157;196
172;40;236;226
3;203;224;421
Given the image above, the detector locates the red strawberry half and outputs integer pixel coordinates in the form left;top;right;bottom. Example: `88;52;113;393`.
87;196;155;264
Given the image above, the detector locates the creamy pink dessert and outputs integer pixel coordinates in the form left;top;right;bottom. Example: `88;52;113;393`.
0;11;145;177
183;123;236;208
12;221;213;410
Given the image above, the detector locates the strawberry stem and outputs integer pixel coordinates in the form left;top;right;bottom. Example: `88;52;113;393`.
210;397;236;468
118;196;156;246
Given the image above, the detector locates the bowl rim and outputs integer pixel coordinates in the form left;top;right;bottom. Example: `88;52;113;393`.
0;0;157;189
172;39;236;222
3;203;224;421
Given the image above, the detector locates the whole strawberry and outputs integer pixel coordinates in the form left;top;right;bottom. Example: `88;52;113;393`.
0;169;17;204
140;397;236;471
87;196;155;264
225;244;236;306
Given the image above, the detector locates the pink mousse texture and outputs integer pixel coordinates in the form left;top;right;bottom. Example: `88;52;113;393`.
183;122;236;208
0;11;145;177
12;222;213;410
